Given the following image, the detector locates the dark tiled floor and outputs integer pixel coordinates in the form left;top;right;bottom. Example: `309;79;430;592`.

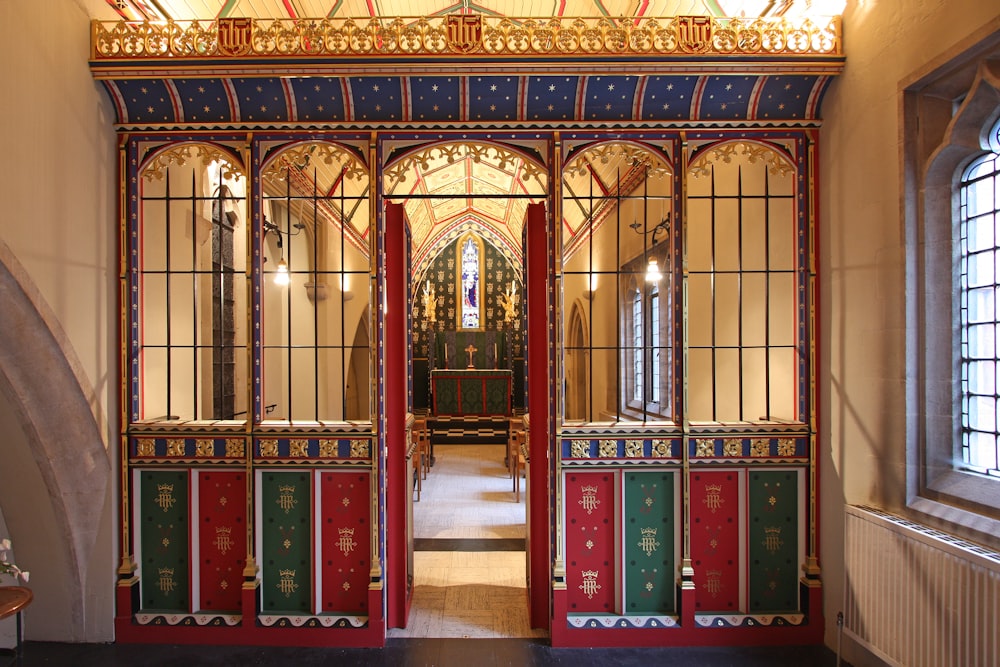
10;639;846;666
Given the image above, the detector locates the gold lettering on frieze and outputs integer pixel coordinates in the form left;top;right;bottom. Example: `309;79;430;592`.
446;15;482;54
167;438;186;457
289;439;309;457
196;439;214;457
218;17;253;57
677;15;713;54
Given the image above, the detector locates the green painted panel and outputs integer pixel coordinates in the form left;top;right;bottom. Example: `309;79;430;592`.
624;471;675;613
260;471;312;613
140;470;189;611
748;470;799;613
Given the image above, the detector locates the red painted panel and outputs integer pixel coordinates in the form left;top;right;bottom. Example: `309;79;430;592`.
564;471;617;614
198;471;246;612
320;471;371;614
690;470;741;613
384;200;410;628
524;201;551;628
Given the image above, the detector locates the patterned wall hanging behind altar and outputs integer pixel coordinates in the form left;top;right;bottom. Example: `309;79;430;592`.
412;233;523;410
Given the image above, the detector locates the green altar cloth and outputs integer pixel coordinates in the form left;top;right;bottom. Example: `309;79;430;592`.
431;369;512;415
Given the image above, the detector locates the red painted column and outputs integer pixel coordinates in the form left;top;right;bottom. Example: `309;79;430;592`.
525;202;551;629
384;202;409;628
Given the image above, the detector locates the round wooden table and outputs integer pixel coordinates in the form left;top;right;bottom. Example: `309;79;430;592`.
0;586;32;656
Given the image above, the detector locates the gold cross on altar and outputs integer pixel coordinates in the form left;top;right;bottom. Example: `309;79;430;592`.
465;344;477;368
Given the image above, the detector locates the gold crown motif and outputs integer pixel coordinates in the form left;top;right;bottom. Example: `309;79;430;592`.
580;485;599;494
279;568;296;578
581;570;599;579
640;527;658;536
215;526;232;535
158;567;174;576
705;484;722;493
157;483;173;493
278;484;295;493
339;527;355;537
764;526;782;536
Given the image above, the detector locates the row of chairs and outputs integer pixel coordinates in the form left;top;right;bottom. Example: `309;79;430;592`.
411;418;432;501
507;422;526;502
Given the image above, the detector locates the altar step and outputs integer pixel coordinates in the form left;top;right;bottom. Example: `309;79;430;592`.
428;415;510;445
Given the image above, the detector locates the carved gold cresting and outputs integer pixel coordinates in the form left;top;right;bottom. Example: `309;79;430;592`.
688;141;795;179
141;144;244;182
92;15;841;60
563;142;672;180
383;142;545;195
261;143;367;185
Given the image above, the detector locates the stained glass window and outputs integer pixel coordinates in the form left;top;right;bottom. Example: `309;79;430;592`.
460;235;481;329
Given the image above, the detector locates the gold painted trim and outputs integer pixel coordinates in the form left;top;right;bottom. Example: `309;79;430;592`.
92;15;842;61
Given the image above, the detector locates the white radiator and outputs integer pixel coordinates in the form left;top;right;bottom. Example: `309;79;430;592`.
843;506;1000;667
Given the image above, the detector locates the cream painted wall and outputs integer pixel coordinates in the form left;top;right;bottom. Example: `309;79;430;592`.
0;0;118;643
819;0;1000;654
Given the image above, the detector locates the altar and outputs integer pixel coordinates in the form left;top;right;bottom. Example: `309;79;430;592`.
430;369;512;416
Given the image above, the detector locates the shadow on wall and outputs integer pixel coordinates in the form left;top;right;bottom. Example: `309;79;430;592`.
0;246;112;642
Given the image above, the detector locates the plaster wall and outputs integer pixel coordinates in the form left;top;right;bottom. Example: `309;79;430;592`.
819;0;1000;658
0;0;118;642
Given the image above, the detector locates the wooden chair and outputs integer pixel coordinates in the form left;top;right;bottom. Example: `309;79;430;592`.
511;430;527;502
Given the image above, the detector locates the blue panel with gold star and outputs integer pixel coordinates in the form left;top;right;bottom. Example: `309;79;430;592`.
231;78;289;123
697;76;758;121
348;77;403;122
524;76;579;122
468;76;520;122
582;75;640;122
115;79;176;124
288;77;345;123
640;76;699;121
755;76;820;121
173;79;232;124
410;77;461;122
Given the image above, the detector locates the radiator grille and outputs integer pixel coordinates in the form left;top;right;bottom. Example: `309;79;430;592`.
843;506;1000;667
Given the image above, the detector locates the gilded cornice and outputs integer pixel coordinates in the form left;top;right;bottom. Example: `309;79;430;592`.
91;14;841;63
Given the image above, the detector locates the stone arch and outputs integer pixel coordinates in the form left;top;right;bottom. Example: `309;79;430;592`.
0;241;110;639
